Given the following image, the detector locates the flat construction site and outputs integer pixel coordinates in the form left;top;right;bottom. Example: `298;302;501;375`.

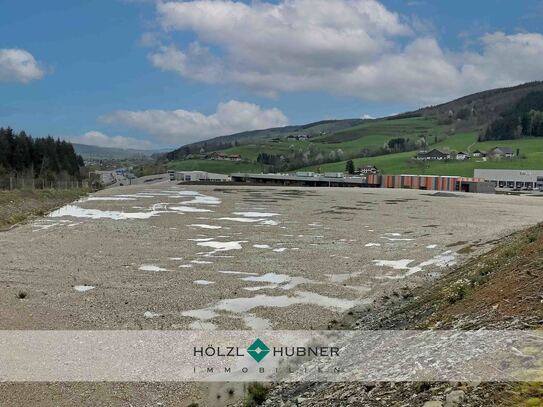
2;183;543;406
2;183;542;332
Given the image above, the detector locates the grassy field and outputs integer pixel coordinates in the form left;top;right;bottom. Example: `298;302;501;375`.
166;159;267;174
0;188;88;230
218;117;448;160
169;116;450;172
302;134;543;177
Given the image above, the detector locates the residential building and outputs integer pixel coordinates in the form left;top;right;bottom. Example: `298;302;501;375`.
456;152;470;160
416;149;451;161
357;165;380;175
487;146;515;159
471;149;486;158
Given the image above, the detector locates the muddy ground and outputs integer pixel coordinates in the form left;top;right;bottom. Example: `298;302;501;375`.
1;183;543;406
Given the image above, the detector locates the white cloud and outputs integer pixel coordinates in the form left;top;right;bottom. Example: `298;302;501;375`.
0;48;44;83
100;100;289;144
147;0;543;104
70;131;154;150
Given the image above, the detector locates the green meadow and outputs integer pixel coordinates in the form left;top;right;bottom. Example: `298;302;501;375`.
302;133;543;177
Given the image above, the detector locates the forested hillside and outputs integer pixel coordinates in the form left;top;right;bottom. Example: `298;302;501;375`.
0;127;84;182
481;91;543;141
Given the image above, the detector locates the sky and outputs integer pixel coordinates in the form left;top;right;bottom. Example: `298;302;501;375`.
1;0;543;150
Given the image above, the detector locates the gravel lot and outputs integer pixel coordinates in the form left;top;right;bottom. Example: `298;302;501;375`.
1;183;542;406
2;183;542;332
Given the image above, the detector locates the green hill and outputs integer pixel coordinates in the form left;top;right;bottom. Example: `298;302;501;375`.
164;81;543;176
302;133;543;177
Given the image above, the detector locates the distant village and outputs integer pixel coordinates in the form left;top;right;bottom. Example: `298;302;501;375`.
415;146;516;161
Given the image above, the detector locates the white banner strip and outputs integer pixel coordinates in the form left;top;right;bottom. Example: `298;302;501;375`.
0;330;541;382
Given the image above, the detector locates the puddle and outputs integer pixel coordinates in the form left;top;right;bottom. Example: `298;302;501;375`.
182;309;218;320
144;311;161;319
139;265;168;272
219;217;262;223
218;271;259;276
49;205;160;220
242;273;291;285
381;237;415;242
373;251;458;279
215;291;357;313
194;280;216;285
183;195;221;205
74;285;95;292
32;221;62;232
189;224;222;229
170;206;213;213
232;212;279;218
182;291;358;330
196;240;247;253
242;273;314;290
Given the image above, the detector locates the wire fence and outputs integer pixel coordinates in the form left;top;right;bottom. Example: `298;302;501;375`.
0;176;89;191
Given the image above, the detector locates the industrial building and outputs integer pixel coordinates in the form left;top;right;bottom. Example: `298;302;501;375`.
231;173;495;193
169;171;231;182
474;169;543;190
231;173;368;187
368;174;495;194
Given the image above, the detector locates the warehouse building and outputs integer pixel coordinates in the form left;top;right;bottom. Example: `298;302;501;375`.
170;171;231;182
474;169;543;190
368;174;495;194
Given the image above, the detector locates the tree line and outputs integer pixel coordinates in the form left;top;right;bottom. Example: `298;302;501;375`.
0;127;84;181
480;91;543;141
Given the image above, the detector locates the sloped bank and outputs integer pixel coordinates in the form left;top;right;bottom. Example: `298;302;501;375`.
252;224;543;407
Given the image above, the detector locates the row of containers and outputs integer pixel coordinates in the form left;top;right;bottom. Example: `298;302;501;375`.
367;174;485;192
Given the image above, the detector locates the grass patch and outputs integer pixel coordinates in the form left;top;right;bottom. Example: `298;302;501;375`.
244;383;269;407
0;188;88;229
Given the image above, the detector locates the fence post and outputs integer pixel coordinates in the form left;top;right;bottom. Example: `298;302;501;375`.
10;176;13;191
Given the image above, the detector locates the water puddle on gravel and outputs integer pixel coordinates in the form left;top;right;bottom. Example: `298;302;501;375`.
373;251;457;279
218;271;259;276
196;240;247;254
144;311;161;319
182;291;358;330
74;285;95;292
194;280;216;285
241;273;314;291
139;265;168;272
189;224;222;229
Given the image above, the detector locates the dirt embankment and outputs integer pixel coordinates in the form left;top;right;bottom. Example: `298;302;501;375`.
263;224;543;407
0;189;88;230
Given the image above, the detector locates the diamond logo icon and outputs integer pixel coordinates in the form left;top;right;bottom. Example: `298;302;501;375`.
247;338;270;363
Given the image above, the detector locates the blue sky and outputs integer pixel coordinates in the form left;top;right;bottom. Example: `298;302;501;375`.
1;0;542;149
